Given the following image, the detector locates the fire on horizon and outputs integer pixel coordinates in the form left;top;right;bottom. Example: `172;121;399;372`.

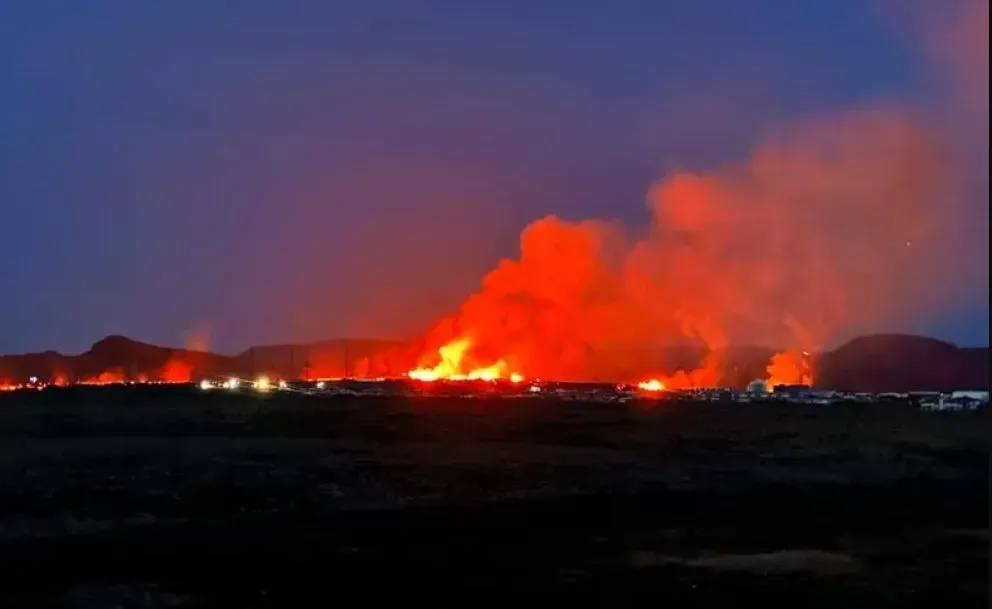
0;1;986;394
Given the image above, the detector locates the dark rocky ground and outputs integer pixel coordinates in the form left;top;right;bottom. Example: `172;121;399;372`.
0;385;987;608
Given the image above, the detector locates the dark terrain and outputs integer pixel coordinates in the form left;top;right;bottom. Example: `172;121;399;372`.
0;385;987;608
1;332;989;391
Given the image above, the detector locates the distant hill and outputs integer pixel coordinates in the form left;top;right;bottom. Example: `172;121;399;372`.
814;334;989;392
0;335;240;384
0;335;416;385
233;338;413;379
0;333;987;391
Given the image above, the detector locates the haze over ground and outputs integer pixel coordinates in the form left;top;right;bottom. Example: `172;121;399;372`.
0;0;987;355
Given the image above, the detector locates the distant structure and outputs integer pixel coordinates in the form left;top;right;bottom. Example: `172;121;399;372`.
951;390;990;402
772;384;813;399
919;390;989;411
746;379;768;394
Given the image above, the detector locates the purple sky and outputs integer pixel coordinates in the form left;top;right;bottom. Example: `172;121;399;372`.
0;0;987;353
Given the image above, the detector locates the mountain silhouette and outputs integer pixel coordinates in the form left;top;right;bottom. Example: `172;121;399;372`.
0;333;987;392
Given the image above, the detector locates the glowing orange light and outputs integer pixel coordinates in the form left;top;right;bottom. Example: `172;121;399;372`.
407;337;520;383
636;379;666;392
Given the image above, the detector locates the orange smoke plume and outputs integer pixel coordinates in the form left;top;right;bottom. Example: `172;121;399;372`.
83;369;126;385
159;357;193;383
765;350;814;390
184;325;212;354
410;106;962;386
404;1;987;385
408;337;516;382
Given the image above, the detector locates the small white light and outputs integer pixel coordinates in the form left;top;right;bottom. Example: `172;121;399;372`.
199;379;213;391
277;380;288;390
315;381;326;390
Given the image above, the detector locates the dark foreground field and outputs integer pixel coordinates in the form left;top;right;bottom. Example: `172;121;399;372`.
0;386;987;608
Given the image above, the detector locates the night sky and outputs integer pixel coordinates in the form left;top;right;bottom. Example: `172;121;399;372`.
1;0;987;354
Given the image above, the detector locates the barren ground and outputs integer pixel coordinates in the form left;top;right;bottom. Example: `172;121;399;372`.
0;385;987;608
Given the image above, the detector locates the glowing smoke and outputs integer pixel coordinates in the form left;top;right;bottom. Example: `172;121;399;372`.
414;106;953;382
408;1;988;385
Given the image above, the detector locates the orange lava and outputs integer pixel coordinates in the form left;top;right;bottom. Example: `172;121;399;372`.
765;350;814;390
400;102;964;387
636;379;666;392
407;337;522;382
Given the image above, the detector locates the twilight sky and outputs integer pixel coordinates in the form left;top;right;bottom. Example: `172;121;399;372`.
0;0;987;354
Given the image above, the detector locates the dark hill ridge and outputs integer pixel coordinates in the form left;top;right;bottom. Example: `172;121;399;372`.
0;337;412;385
0;333;987;392
815;334;989;392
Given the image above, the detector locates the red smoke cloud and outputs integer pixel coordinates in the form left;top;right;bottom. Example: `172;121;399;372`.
402;1;988;387
159;357;193;383
898;0;989;119
410;105;955;384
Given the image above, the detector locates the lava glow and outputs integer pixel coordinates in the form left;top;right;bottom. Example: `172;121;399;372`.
765;350;814;390
636;379;666;392
407;337;520;383
394;87;981;388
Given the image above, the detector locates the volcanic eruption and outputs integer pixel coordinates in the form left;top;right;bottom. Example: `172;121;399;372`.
405;107;946;385
400;0;987;389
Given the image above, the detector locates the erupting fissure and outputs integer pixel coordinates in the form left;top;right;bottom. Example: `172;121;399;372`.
407;337;524;383
401;101;966;388
391;0;984;389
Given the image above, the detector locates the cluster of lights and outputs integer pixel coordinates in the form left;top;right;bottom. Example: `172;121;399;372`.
6;375;660;400
1;376;51;392
5;375;547;394
199;376;293;393
3;376;199;392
